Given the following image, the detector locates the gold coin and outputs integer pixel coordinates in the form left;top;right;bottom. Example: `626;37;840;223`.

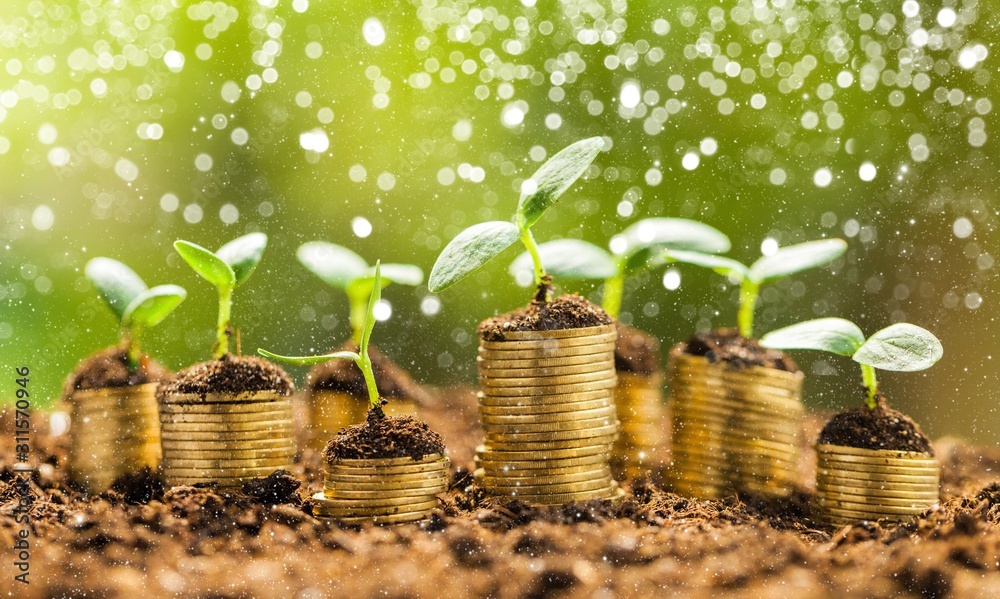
724;436;801;456
328;511;433;525
163;463;289;476
478;393;613;411
816;479;939;497
161;440;295;453
487;435;617;452
162;446;295;459
669;397;803;427
323;477;448;493
482;416;617;435
320;484;447;500
816;458;939;477
479;368;616;389
815;444;933;459
479;405;616;425
159;419;293;433
480;457;608;476
159;391;290;406
480;331;618;350
485;422;618;442
478;343;616;361
164;455;292;469
478;398;613;417
476;443;609;461
326;454;446;468
158;426;293;439
160;400;293;415
493;485;615;505
817;454;937;470
313;502;439;519
486;324;617;342
670;391;804;420
820;505;920;522
69;383;158;401
482;466;610;486
816;496;934;515
477;353;613;371
314;493;440;510
673;443;797;466
478;378;618;398
816;485;939;504
478;359;616;379
484;475;612;495
160;410;293;424
817;470;939;486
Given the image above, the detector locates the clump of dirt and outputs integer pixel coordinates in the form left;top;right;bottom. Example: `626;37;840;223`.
107;467;165;505
614;324;661;375
324;409;445;461
306;341;429;405
479;293;613;341
819;399;933;454
64;345;169;392
242;470;303;506
156;354;295;399
680;328;799;372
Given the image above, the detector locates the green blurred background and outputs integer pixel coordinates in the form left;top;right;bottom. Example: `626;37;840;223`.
1;0;997;442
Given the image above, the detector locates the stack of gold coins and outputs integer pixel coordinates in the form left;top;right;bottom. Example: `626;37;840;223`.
816;444;939;526
159;391;294;488
669;352;804;498
476;323;622;505
307;391;418;451
66;383;161;494
312;454;449;524
612;372;668;481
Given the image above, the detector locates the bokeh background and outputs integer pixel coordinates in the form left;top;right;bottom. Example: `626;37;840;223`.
1;0;996;442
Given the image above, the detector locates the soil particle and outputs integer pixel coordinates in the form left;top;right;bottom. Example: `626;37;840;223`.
306;341;429;405
156;354;295;399
242;470;303;506
107;468;165;505
680;328;799;372
478;293;613;341
818;400;933;454
64;345;169;393
614;324;662;375
324;409;445;461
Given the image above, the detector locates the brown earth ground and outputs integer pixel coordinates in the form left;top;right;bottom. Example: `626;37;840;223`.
2;386;1000;598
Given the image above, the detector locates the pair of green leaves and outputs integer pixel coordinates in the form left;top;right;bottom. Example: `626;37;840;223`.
662;238;848;286
428;136;605;292
85;258;186;330
174;232;268;292
297;241;423;300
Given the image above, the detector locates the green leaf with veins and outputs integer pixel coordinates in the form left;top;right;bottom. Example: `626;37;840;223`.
662;249;750;281
853;323;944;372
216;232;267;287
428;221;521;292
174;240;235;289
516;137;604;229
122;285;187;329
759;318;866;356
747;239;846;284
618;218;731;262
85;258;148;322
297;241;369;289
509;239;616;282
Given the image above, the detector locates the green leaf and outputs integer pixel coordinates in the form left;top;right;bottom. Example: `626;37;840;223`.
360;262;381;356
853;323;943;372
174;240;235;289
516;137;604;229
296;241;369;289
216;232;267;286
618;218;731;265
759;318;866;357
509;239;616;282
122;285;187;328
429;221;521;292
258;348;360;366
662;250;750;281
748;239;847;284
85;258;148;322
372;263;423;286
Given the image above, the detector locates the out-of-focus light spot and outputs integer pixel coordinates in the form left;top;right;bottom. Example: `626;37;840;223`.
160;193;179;212
502;103;525;127
681;152;699;170
231;128;249;145
363;18;386;46
221;81;241;103
349;165;367;182
184;204;203;224
373;299;392;321
813;167;833;187
953;217;973;238
163;50;184;71
770;168;787;185
421;296;441;316
761;238;779;256
700;138;717;155
47;147;70;167
352;216;372;238
617;200;634;217
31;205;54;231
115;158;139;181
520;179;538;196
194;153;213;172
452;119;472;141
609;236;627;255
663;268;681;290
937;8;956;27
620;81;641;108
859;162;876;181
219;204;239;224
376;172;396;190
299;129;329;152
38;123;57;144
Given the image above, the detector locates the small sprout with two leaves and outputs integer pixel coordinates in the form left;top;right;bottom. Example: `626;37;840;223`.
760;318;943;409
508;218;731;318
173;233;267;359
429;137;605;297
663;238;847;338
296;241;422;344
85;258;187;369
259;262;384;412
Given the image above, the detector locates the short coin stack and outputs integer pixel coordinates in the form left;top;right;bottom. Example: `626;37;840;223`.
159;391;294;487
669;352;804;498
312;454;450;524
67;383;162;494
611;372;668;481
308;391;418;451
476;323;622;505
816;444;940;526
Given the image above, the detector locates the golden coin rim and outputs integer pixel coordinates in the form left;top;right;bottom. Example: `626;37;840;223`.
484;324;617;341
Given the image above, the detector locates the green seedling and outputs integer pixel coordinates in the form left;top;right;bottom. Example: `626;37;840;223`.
428;137;605;297
173;233;267;359
508;218;731;318
259;262;384;412
297;241;422;344
760;318;943;409
85;258;187;369
663;238;848;338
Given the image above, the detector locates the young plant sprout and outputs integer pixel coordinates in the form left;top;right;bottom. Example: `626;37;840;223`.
296;241;422;344
259;262;384;412
85;257;186;369
663;238;848;338
173;233;267;358
507;218;731;318
428;137;605;297
760;318;943;409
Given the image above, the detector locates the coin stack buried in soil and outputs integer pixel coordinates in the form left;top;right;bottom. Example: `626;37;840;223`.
612;372;668;481
669;352;804;498
816;444;940;526
159;391;294;487
308;391;418;452
475;323;622;505
67;383;162;494
312;454;450;524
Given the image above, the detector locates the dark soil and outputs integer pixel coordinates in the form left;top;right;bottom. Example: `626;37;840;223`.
478;293;614;341
819;399;934;454
64;345;169;392
681;327;799;372
324;410;445;461
242;470;303;506
614;324;661;375
307;341;430;405
156;354;295;399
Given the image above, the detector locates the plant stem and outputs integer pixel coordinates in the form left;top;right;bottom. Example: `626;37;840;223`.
348;296;366;345
125;328;141;371
214;285;233;359
355;354;380;410
737;280;759;338
520;228;546;288
601;268;625;319
861;364;878;409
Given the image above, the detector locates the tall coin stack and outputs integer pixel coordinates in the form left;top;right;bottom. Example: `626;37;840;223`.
312;454;450;524
475;323;622;505
669;351;803;498
159;391;294;487
67;383;162;494
612;372;668;481
816;444;939;526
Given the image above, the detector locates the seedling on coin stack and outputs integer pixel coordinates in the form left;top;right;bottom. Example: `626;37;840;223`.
429;137;623;505
156;233;296;489
761;318;943;526
662;238;847;499
260;263;449;524
63;258;186;493
296;242;430;449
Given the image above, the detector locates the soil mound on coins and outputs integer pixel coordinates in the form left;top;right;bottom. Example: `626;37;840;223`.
819;400;933;454
307;341;429;405
65;345;169;392
478;294;613;341
325;411;445;461
614;324;661;375
680;328;798;372
156;354;295;399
